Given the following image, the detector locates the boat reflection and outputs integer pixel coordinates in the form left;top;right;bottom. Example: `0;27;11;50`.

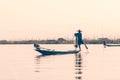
34;54;53;72
34;55;42;72
34;53;82;80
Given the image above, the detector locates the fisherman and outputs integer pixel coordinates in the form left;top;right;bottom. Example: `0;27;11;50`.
103;40;106;48
74;30;83;51
34;43;40;49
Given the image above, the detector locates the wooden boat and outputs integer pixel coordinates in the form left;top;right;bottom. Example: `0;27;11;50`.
103;41;120;47
34;43;80;55
105;44;120;47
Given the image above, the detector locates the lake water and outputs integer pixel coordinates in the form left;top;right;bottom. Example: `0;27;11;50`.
0;44;120;80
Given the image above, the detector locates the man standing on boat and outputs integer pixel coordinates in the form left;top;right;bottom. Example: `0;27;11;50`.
74;30;83;51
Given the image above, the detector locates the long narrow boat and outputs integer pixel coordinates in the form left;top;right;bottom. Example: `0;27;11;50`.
103;41;120;47
34;43;80;55
105;44;120;47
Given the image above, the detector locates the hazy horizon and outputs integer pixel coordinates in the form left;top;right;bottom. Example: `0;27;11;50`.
0;0;120;40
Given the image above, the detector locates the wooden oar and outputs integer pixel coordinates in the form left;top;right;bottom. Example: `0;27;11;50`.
82;41;89;53
83;41;88;49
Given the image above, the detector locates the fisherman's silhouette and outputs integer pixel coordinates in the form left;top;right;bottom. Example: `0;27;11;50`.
74;30;83;51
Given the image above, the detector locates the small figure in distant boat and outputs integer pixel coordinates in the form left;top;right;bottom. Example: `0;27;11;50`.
103;41;106;48
103;41;106;45
34;43;40;49
74;30;83;51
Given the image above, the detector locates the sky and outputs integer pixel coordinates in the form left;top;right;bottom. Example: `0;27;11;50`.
0;0;120;40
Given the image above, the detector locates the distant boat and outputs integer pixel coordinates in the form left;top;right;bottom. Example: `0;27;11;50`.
105;44;120;47
34;43;80;55
103;41;120;47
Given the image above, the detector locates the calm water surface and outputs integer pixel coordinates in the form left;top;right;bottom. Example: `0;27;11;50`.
0;44;120;80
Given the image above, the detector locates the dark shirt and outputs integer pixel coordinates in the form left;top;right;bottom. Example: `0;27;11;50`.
75;32;83;45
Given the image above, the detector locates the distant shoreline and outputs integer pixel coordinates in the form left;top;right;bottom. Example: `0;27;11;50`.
0;38;120;44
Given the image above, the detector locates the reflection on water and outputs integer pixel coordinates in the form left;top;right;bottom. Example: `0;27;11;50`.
34;55;42;72
34;52;83;80
75;52;82;80
34;55;49;72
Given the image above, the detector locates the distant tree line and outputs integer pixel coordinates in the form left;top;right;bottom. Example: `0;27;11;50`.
0;38;120;44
